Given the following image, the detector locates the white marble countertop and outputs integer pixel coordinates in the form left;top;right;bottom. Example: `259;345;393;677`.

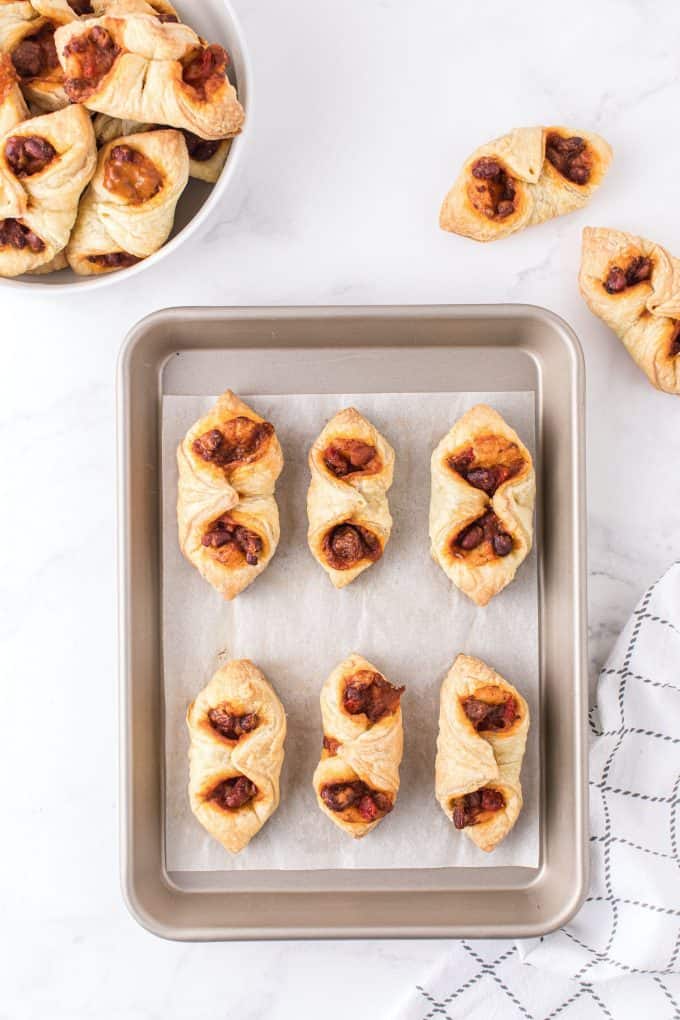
3;0;679;1016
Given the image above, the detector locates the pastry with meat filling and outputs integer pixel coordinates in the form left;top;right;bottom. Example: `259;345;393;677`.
66;127;188;274
307;407;394;588
54;13;244;140
177;390;283;600
429;404;535;606
313;653;404;839
440;125;612;242
435;654;529;852
0;102;95;275
579;226;680;395
187;659;286;853
0;3;69;111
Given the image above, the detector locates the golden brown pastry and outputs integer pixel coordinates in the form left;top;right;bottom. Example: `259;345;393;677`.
579;227;680;395
66;127;188;274
0;53;28;134
429;405;534;606
307;407;394;589
177;390;284;600
440;125;612;242
187;659;286;854
0;102;95;275
435;654;529;853
54;14;245;140
312;653;404;839
0;2;69;112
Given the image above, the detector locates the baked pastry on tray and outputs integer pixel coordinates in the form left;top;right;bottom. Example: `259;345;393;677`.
307;407;394;588
429;404;535;606
177;390;284;600
66;127;188;274
435;654;529;852
440;125;612;242
0;102;95;275
187;659;286;854
0;3;69;112
54;13;245;140
313;653;404;839
579;226;680;395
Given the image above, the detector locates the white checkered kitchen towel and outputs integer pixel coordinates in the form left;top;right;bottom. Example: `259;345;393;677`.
397;563;680;1020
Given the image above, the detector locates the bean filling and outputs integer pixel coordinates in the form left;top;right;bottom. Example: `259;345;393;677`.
192;417;274;467
545;133;591;185
0;218;45;253
68;0;94;13
449;445;523;496
87;252;140;268
452;788;505;829
604;256;652;295
208;707;259;740
462;695;518;731
12;25;59;79
343;670;404;723
182;129;221;162
209;775;257;810
64;26;119;102
104;144;163;204
5;135;56;177
323;438;380;478
202;514;263;566
322;523;381;570
454;510;513;558
469;157;516;220
670;323;680;358
321;781;393;822
323;735;340;755
182;44;228;100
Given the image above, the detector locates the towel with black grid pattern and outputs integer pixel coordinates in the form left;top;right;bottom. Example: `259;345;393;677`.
398;563;680;1019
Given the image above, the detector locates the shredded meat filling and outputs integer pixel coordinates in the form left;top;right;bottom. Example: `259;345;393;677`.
182;44;228;100
104;144;163;204
469;157;516;219
449;446;523;496
545;133;591;185
462;695;518;732
64;26;119;102
320;781;393;821
210;775;257;810
452;788;505;829
343;670;404;723
202;514;263;566
182;129;221;162
11;25;59;79
0;218;45;253
208;707;259;740
5;135;56;177
604;256;652;295
454;510;513;558
322;523;381;570
87;252;140;268
192;417;274;467
323;438;379;477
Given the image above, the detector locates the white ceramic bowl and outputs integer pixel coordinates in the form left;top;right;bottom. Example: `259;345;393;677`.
0;0;251;292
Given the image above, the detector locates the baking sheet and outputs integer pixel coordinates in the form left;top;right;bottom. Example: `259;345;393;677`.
161;391;539;871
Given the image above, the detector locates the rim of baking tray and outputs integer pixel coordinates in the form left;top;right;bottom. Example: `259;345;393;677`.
0;0;252;294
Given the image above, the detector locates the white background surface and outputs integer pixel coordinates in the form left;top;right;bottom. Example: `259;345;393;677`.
2;0;680;1016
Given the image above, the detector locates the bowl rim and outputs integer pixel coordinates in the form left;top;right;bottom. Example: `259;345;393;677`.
0;0;252;293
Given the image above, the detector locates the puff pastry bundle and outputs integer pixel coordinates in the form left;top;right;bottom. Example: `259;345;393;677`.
435;655;529;853
66;127;188;273
312;654;404;839
54;14;245;139
0;101;95;275
307;408;394;588
429;404;535;606
0;0;68;112
440;125;612;242
187;659;286;853
579;227;680;395
177;390;284;601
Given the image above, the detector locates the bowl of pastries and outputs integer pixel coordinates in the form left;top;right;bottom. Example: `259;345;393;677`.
0;0;249;287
